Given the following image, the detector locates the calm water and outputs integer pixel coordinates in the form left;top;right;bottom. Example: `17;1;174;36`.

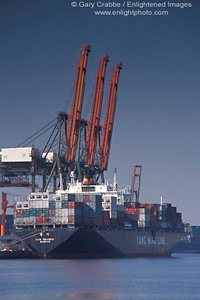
1;253;200;300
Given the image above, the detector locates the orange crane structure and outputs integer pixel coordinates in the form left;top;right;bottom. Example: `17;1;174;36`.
1;192;13;236
65;45;91;163
86;55;109;167
99;63;122;171
0;45;123;193
64;46;122;181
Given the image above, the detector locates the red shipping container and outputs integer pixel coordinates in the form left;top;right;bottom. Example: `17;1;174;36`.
36;216;43;224
83;194;90;202
49;209;55;216
68;215;75;223
68;201;75;209
102;211;110;226
102;218;110;226
125;202;140;209
16;210;23;217
127;208;134;214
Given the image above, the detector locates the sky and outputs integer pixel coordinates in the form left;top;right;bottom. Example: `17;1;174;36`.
0;0;200;224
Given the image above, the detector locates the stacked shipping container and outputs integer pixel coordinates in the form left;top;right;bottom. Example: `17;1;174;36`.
14;192;182;230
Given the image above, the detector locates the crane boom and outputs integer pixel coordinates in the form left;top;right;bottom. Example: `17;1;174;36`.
86;55;109;166
100;63;122;171
66;45;91;163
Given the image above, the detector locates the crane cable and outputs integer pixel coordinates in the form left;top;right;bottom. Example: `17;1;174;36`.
0;229;46;250
16;118;57;147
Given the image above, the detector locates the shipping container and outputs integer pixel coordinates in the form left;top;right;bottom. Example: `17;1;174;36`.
62;200;68;208
49;201;55;209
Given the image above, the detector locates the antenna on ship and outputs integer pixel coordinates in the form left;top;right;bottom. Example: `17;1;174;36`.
70;171;75;185
113;168;117;191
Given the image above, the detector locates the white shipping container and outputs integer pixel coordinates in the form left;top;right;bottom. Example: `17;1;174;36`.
16;202;23;209
42;193;49;200
110;211;117;219
62;209;68;216
68;208;75;216
62;216;68;224
102;203;117;211
138;220;150;227
36;193;42;200
55;216;62;224
30;217;36;224
35;200;43;208
55;201;62;209
102;204;111;210
55;194;62;201
29;201;36;208
23;202;29;209
2;147;33;162
42;200;49;208
103;195;117;204
63;194;68;200
55;209;62;216
49;193;55;200
139;214;150;221
75;194;83;202
22;217;30;224
29;193;36;200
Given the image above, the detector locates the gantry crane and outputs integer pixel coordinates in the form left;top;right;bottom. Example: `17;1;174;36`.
99;63;122;171
86;55;109;167
0;45;122;190
65;45;91;163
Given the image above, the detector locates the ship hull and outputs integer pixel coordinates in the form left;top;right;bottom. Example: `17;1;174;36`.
14;227;183;258
173;240;200;253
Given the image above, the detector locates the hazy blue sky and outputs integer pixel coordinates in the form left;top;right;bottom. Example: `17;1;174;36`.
0;0;200;224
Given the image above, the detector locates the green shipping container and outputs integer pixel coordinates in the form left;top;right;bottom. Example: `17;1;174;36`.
23;210;30;217
29;208;36;216
62;200;68;208
36;208;43;216
49;201;55;209
43;209;49;216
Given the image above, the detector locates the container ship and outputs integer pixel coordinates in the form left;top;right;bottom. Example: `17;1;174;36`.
0;45;183;258
13;177;183;258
